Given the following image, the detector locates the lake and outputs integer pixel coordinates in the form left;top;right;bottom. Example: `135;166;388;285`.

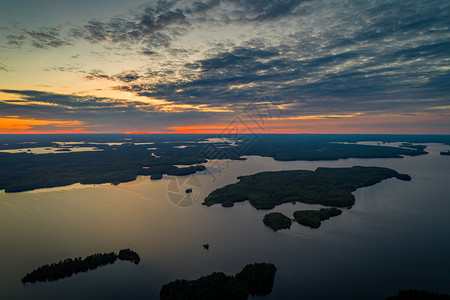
0;143;449;299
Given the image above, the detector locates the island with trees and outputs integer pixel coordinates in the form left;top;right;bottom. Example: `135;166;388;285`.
440;150;450;156
205;166;410;230
160;262;277;300
21;249;140;284
263;212;292;231
263;208;342;230
204;166;411;209
293;208;342;228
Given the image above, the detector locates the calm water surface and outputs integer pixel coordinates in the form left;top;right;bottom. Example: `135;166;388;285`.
0;143;449;299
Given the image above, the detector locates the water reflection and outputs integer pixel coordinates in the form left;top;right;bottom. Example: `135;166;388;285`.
0;143;449;299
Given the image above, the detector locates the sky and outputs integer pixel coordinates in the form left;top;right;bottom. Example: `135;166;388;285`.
0;0;449;134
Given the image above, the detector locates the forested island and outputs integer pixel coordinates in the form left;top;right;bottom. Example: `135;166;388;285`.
21;249;140;284
204;166;411;209
263;212;292;231
160;263;276;300
0;134;429;193
263;208;342;230
205;166;410;230
440;150;450;156
293;208;342;228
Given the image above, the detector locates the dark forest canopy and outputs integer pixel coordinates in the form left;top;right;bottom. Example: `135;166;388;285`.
263;209;342;230
160;263;277;300
21;249;140;284
293;208;343;228
0;134;433;193
204;166;411;210
263;212;292;231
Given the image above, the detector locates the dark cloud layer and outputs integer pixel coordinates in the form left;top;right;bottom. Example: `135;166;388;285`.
68;2;191;49
105;0;449;117
4;0;309;49
0;89;226;131
7;28;72;48
84;69;141;83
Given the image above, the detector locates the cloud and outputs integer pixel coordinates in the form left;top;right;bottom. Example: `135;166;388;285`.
84;69;141;83
0;89;234;133
140;49;157;56
89;0;445;118
227;0;307;21
115;70;141;83
5;26;72;48
0;62;8;72
0;89;153;113
7;34;26;47
68;2;190;49
26;28;72;48
84;69;111;81
120;33;448;116
4;0;309;51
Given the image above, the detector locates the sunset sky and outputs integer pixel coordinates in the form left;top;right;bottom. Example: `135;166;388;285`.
0;0;449;134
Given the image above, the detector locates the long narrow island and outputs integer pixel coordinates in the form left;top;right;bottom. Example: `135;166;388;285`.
22;249;140;284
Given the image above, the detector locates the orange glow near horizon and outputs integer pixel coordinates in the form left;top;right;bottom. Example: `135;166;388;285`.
0;112;448;135
162;113;450;134
0;117;96;134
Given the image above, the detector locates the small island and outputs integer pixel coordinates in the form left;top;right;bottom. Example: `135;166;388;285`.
263;212;292;231
22;249;140;284
160;263;277;300
293;208;342;228
151;173;163;180
440;150;450;156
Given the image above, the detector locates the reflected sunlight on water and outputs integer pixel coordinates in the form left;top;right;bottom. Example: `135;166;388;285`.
0;144;449;299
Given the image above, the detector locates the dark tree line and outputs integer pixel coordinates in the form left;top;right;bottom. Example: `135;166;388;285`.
22;249;140;284
204;166;411;209
160;263;277;300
